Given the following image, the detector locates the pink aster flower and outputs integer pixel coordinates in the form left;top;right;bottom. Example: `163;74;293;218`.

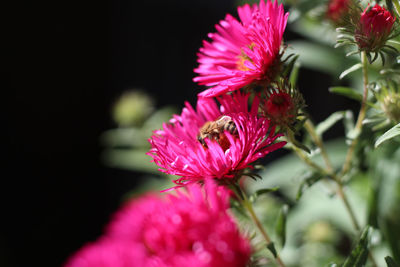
106;181;251;267
148;91;285;186
64;239;147;267
193;0;288;98
355;4;396;52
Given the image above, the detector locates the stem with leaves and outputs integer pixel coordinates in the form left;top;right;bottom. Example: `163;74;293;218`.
298;51;378;267
232;183;287;267
340;51;369;177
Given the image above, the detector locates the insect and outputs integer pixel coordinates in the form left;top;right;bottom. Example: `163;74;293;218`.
197;115;238;149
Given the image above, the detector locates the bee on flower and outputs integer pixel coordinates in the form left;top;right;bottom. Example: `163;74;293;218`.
147;91;285;187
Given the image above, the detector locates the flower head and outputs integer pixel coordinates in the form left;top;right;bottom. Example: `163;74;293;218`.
148;91;285;186
193;0;288;98
262;80;305;128
65;182;250;267
106;181;251;267
64;239;148;267
355;4;396;52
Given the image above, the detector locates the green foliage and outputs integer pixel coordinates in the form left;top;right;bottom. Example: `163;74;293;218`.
375;122;400;147
339;64;362;80
275;205;288;247
385;256;400;267
329;87;363;102
342;226;371;267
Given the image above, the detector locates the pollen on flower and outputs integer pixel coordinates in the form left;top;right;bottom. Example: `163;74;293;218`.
148;91;285;186
236;43;256;71
193;0;289;98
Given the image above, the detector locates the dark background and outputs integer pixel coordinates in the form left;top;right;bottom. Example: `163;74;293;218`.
4;1;355;266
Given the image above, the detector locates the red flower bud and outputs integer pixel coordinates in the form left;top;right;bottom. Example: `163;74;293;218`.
262;81;305;128
356;4;396;51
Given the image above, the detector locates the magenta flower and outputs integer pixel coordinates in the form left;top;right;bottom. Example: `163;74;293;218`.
65;182;251;267
107;181;251;267
356;4;396;52
148;91;285;186
64;239;148;267
193;0;288;98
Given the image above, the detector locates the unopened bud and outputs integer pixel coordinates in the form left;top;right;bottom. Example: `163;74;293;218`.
355;4;396;52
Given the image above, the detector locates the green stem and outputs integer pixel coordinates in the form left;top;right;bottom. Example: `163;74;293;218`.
304;119;334;173
340;51;369;177
233;184;287;267
337;183;360;230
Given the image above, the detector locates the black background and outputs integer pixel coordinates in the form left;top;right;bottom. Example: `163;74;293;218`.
4;1;355;266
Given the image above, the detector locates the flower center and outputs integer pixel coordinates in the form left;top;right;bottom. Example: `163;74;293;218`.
266;92;293;116
236;43;256;71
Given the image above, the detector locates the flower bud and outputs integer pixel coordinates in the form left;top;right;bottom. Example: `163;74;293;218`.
261;80;305;128
373;81;400;123
355;4;396;52
382;93;400;123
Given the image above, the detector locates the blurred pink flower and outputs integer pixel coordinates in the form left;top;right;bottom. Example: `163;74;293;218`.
356;4;396;51
148;91;285;186
193;0;288;98
326;0;350;24
65;182;251;267
64;239;148;267
107;181;251;267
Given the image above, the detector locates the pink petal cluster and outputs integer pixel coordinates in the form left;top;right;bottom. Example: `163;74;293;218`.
356;4;395;51
148;91;285;186
193;0;288;98
65;182;251;267
64;239;147;267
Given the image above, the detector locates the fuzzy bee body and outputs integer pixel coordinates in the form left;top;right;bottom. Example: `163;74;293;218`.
197;115;238;147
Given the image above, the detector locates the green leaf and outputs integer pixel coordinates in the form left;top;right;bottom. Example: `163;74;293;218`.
343;110;355;136
385;256;400;267
282;54;299;78
316;111;345;136
342;226;371;267
254;187;280;197
289;61;300;86
249;187;279;202
375;123;400;148
339;63;362;79
296;171;325;201
275;204;288;247
289;135;311;154
329;86;362;102
266;242;277;258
